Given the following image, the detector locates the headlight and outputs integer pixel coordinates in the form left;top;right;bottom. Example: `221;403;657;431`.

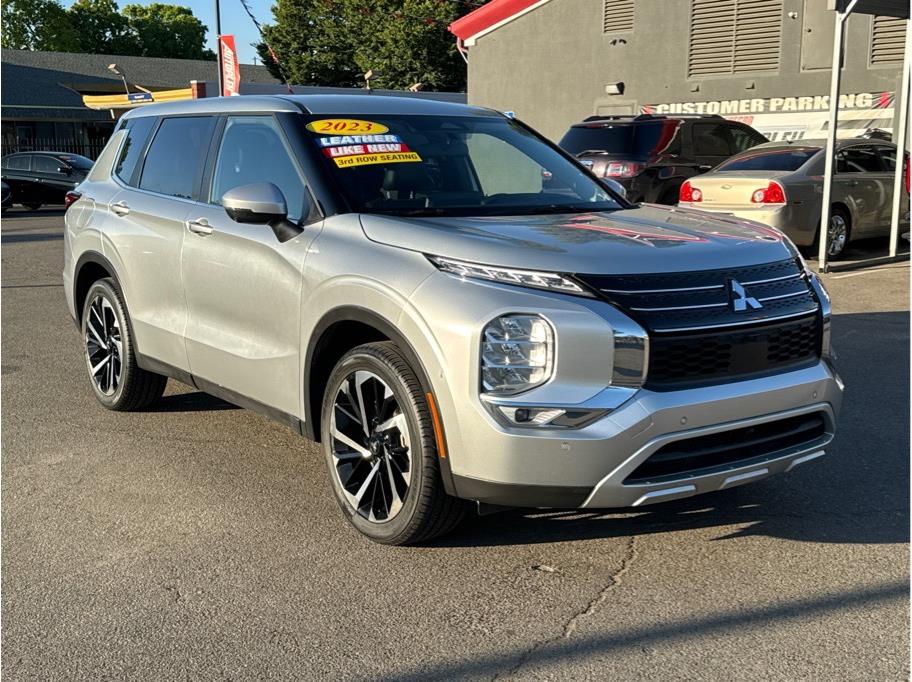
428;255;591;297
481;315;554;394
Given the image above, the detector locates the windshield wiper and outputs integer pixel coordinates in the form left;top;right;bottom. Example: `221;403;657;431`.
482;204;613;216
575;149;609;157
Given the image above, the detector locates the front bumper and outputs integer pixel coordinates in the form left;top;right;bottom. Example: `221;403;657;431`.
451;360;843;509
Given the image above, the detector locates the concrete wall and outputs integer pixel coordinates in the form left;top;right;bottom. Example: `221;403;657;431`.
466;0;905;141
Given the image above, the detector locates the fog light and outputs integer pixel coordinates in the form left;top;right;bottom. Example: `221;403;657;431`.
493;405;607;428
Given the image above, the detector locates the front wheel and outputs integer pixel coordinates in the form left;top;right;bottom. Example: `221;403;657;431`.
320;342;466;544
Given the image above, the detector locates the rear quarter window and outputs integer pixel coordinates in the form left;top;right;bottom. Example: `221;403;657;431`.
115;116;157;186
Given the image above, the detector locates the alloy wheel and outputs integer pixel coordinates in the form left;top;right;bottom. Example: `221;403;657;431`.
329;370;412;523
84;294;122;396
827;214;848;257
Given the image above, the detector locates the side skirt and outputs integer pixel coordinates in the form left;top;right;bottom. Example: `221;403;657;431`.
135;352;305;437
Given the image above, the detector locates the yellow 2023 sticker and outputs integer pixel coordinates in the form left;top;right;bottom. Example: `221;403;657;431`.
306;119;389;135
334;152;422;168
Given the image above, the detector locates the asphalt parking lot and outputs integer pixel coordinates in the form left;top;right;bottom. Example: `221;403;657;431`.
2;207;909;680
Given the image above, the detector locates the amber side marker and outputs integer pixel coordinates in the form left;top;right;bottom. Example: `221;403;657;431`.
426;392;447;459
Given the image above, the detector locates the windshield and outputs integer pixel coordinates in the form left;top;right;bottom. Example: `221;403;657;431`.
56;154;94;170
559;121;679;158
304;115;623;217
716;148;819;172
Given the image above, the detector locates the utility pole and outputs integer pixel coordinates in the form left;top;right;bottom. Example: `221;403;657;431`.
215;0;224;96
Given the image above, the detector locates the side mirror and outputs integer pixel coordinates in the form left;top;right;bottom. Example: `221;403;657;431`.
601;177;627;200
222;182;287;224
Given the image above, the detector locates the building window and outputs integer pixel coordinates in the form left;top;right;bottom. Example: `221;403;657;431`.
688;0;783;78
870;15;906;65
603;0;634;34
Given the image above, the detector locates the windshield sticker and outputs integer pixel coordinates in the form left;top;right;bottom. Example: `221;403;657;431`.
315;134;401;147
333;151;422;168
306;119;390;135
323;142;412;158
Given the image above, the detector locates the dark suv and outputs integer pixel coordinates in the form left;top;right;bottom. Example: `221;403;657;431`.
559;114;767;204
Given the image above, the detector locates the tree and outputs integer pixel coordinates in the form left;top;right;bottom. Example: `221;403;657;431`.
123;3;215;60
68;0;138;55
1;0;213;59
1;0;79;51
257;0;473;91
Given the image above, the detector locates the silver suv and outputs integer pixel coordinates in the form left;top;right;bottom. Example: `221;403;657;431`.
64;96;843;544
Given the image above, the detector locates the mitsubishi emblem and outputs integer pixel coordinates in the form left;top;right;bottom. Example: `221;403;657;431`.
728;278;762;312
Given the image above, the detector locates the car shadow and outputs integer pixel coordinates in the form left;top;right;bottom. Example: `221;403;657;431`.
431;310;909;548
1;233;64;244
143;391;239;413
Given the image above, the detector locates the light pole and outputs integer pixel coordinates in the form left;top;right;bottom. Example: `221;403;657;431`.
107;64;130;95
215;0;224;96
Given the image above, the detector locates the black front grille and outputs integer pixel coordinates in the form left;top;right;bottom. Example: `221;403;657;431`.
647;315;820;389
575;259;822;387
625;412;827;484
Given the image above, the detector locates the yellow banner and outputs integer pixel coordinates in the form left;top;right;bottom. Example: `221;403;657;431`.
81;88;193;110
334;151;422;168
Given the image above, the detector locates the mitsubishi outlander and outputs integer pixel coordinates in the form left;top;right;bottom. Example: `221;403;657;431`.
63;96;842;544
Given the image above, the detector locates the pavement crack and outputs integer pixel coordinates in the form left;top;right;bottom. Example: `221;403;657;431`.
495;535;638;680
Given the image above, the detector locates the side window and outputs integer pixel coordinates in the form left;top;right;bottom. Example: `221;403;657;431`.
139;116;215;199
729;126;764;154
5;155;30;171
692;123;732;157
836;146;883;173
210;116;309;221
33;156;61;173
879;147;896;172
114;116;157;186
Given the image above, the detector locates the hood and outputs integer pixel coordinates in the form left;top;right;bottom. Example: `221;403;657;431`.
359;204;794;275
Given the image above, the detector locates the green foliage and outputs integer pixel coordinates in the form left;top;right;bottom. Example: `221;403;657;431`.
257;0;473;91
1;0;214;59
1;0;79;51
69;0;135;54
123;3;216;60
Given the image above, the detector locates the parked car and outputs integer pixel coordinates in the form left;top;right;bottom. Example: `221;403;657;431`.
64;96;841;544
677;139;911;259
1;181;11;214
1;151;93;209
558;114;768;204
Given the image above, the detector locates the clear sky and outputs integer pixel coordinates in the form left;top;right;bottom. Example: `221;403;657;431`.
63;0;272;64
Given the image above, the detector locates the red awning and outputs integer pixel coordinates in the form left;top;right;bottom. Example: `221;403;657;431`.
448;0;543;42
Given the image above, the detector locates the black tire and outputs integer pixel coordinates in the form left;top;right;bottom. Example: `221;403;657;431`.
320;342;466;545
24;203;41;211
81;278;166;411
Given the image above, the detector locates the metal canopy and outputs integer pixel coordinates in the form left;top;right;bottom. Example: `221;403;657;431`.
818;0;910;272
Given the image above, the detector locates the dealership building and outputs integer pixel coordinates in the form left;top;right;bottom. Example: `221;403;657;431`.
449;0;909;142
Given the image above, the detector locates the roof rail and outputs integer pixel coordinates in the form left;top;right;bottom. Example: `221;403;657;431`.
580;113;724;123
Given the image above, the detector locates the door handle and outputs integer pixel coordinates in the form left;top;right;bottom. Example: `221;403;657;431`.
111;201;130;216
187;218;213;236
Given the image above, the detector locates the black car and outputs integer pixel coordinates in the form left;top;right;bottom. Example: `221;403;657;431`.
558;114;768;204
1;151;93;209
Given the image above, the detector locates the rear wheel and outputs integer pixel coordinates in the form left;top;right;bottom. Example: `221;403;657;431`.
82;278;166;410
320;342;465;545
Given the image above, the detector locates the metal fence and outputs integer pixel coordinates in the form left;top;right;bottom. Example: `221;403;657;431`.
1;138;108;160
